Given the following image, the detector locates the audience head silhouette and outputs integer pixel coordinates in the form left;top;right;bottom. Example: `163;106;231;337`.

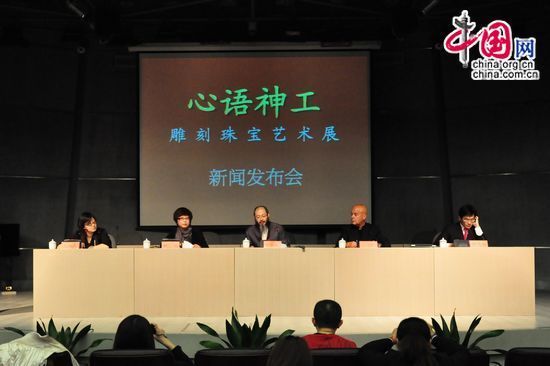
266;336;313;366
113;314;155;349
396;317;433;366
313;299;343;330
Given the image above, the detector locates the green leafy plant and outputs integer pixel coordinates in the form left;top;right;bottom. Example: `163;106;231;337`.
197;308;294;349
4;318;110;357
431;310;505;350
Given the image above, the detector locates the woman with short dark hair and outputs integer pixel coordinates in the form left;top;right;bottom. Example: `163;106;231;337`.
166;207;208;248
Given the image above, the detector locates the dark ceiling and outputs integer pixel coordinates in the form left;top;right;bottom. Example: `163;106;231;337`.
0;0;547;48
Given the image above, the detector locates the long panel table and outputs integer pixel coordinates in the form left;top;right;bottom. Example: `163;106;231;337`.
34;248;135;317
134;248;235;316
33;247;535;318
434;247;534;315
335;248;435;316
235;248;335;316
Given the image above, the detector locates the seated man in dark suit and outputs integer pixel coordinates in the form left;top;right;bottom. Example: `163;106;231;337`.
338;204;389;247
245;205;287;247
303;299;356;349
435;204;487;244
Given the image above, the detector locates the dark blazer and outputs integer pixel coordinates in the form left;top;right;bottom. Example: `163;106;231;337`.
359;336;470;366
166;227;209;248
73;227;112;248
435;222;486;244
245;221;286;247
171;345;194;366
338;223;390;247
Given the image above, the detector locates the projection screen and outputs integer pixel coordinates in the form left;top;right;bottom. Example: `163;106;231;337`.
139;51;371;226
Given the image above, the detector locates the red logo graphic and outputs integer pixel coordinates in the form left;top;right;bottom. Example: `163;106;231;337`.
444;10;512;68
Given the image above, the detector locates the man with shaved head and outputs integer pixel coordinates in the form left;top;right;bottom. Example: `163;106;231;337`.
338;204;389;247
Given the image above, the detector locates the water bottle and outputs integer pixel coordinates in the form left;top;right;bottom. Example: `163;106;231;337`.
242;237;250;248
439;237;449;248
338;238;346;248
48;239;57;250
143;238;151;249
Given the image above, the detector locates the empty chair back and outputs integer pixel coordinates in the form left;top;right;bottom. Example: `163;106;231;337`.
89;349;176;366
194;349;270;366
468;349;489;366
311;348;359;366
505;347;550;366
107;233;117;248
46;351;74;366
194;348;361;366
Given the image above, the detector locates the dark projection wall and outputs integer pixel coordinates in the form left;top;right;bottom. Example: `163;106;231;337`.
1;38;549;247
0;41;140;247
1;29;549;289
1;44;77;245
372;45;550;246
0;27;550;287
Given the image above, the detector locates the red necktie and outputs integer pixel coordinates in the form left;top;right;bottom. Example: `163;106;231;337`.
463;228;469;240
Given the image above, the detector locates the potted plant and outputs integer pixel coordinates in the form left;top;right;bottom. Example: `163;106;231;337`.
5;318;110;357
197;308;294;349
431;311;506;366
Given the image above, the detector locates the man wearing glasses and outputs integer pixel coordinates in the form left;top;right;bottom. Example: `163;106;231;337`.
435;204;487;244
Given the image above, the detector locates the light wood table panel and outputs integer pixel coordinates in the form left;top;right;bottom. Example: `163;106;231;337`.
33;248;135;318
335;248;435;316
235;248;334;316
134;248;234;316
33;247;535;318
434;247;535;315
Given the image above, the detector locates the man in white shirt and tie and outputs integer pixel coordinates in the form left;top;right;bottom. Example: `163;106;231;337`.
436;204;487;245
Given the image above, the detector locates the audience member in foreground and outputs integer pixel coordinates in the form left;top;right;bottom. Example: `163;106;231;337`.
72;211;111;248
358;317;469;366
267;336;313;366
166;206;208;247
0;332;79;366
113;314;193;366
339;204;389;247
303;299;357;349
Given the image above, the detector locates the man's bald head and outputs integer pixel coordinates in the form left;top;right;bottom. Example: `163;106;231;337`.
351;204;367;228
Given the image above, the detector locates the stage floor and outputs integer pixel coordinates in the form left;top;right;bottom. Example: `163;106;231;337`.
2;291;550;358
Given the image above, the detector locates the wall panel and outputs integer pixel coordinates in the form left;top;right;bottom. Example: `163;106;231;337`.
0;178;68;246
373;178;443;243
451;174;550;245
